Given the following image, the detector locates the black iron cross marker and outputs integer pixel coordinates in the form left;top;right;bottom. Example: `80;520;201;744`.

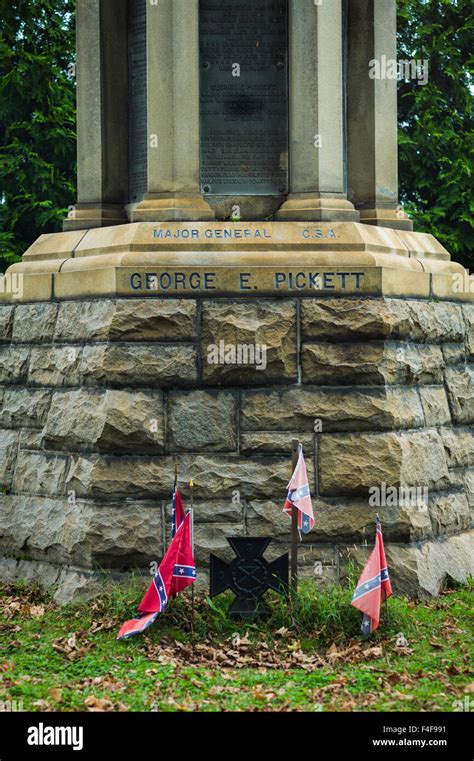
210;537;289;619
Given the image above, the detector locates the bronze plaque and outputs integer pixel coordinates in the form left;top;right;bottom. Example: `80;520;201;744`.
200;0;289;196
128;0;147;203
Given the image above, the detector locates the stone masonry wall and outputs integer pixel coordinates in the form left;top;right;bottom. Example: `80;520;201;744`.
0;296;473;601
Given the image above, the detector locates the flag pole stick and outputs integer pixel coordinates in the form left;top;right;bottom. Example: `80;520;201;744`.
290;438;300;597
189;479;195;641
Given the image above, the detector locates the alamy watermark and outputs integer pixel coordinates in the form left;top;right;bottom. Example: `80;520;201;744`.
369;55;429;86
369;482;429;511
207;340;267;371
0;272;23;298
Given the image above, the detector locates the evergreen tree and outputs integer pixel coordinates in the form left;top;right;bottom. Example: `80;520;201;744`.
0;0;76;272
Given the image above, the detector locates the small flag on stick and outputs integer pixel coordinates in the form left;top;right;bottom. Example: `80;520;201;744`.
283;445;314;535
172;466;185;538
117;512;195;640
351;518;392;635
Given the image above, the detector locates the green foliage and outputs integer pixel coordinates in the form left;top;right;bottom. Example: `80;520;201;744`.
0;0;76;272
398;0;474;269
1;582;472;711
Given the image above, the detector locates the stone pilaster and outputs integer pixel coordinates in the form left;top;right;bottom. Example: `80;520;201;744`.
346;0;412;230
276;0;358;222
64;0;129;231
132;0;214;222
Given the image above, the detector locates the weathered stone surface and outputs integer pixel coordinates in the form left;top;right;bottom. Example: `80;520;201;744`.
428;492;470;537
11;452;69;497
201;300;297;384
418;387;452;427
0;346;30;383
440;427;474;468
445;366;474;424
0;556;101;603
0;430;18;487
340;531;474;596
12;303;58;343
43;388;164;453
463;304;474;361
0;495;164;569
302;298;465;343
302;499;432;543
240;432;314;455
28;346;82;387
319;429;449;496
166;500;243;524
55;299;197;342
464;469;474;510
19;429;44;450
0;306;14;342
193;522;246;565
109;300;197;341
1;388;52;429
55;300;116;341
442;342;465;366
66;454;313;501
241;386;424;432
81;344;197;387
245;499;293;536
302;341;444;386
167;390;237;452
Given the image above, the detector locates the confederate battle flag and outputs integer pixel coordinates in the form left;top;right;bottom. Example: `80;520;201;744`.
351;518;392;635
283;446;314;535
172;478;186;538
117;512;196;640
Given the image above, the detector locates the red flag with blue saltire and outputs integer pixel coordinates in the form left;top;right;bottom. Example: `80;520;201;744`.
172;479;186;538
351;518;392;635
283;446;314;534
117;512;195;640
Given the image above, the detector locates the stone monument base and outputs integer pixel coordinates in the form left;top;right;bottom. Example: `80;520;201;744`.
1;222;473;601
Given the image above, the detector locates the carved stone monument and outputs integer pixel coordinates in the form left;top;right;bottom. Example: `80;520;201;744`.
0;0;472;601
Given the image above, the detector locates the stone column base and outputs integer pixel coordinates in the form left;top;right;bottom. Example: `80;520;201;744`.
358;207;414;231
1;222;472;600
62;204;128;232
275;194;360;222
131;194;215;222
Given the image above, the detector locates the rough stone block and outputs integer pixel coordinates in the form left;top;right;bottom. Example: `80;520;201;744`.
1;388;52;429
339;531;474;596
319;429;449;497
445;366;474;424
12;303;58;343
11;451;69;497
241;386;424;433
28;346;82;387
0;430;19;488
440;427;474;468
0;495;164;569
418;387;452;426
55;299;197;342
428;492;470;537
43;388;164;453
0;306;14;342
302;341;444;386
240;431;314;455
81;344;197;388
66;454;312;501
0;346;30;384
442;342;466;366
302;298;465;343
167;390;237;452
201;300;297;384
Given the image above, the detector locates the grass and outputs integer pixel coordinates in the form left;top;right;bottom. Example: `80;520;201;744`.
0;579;472;712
